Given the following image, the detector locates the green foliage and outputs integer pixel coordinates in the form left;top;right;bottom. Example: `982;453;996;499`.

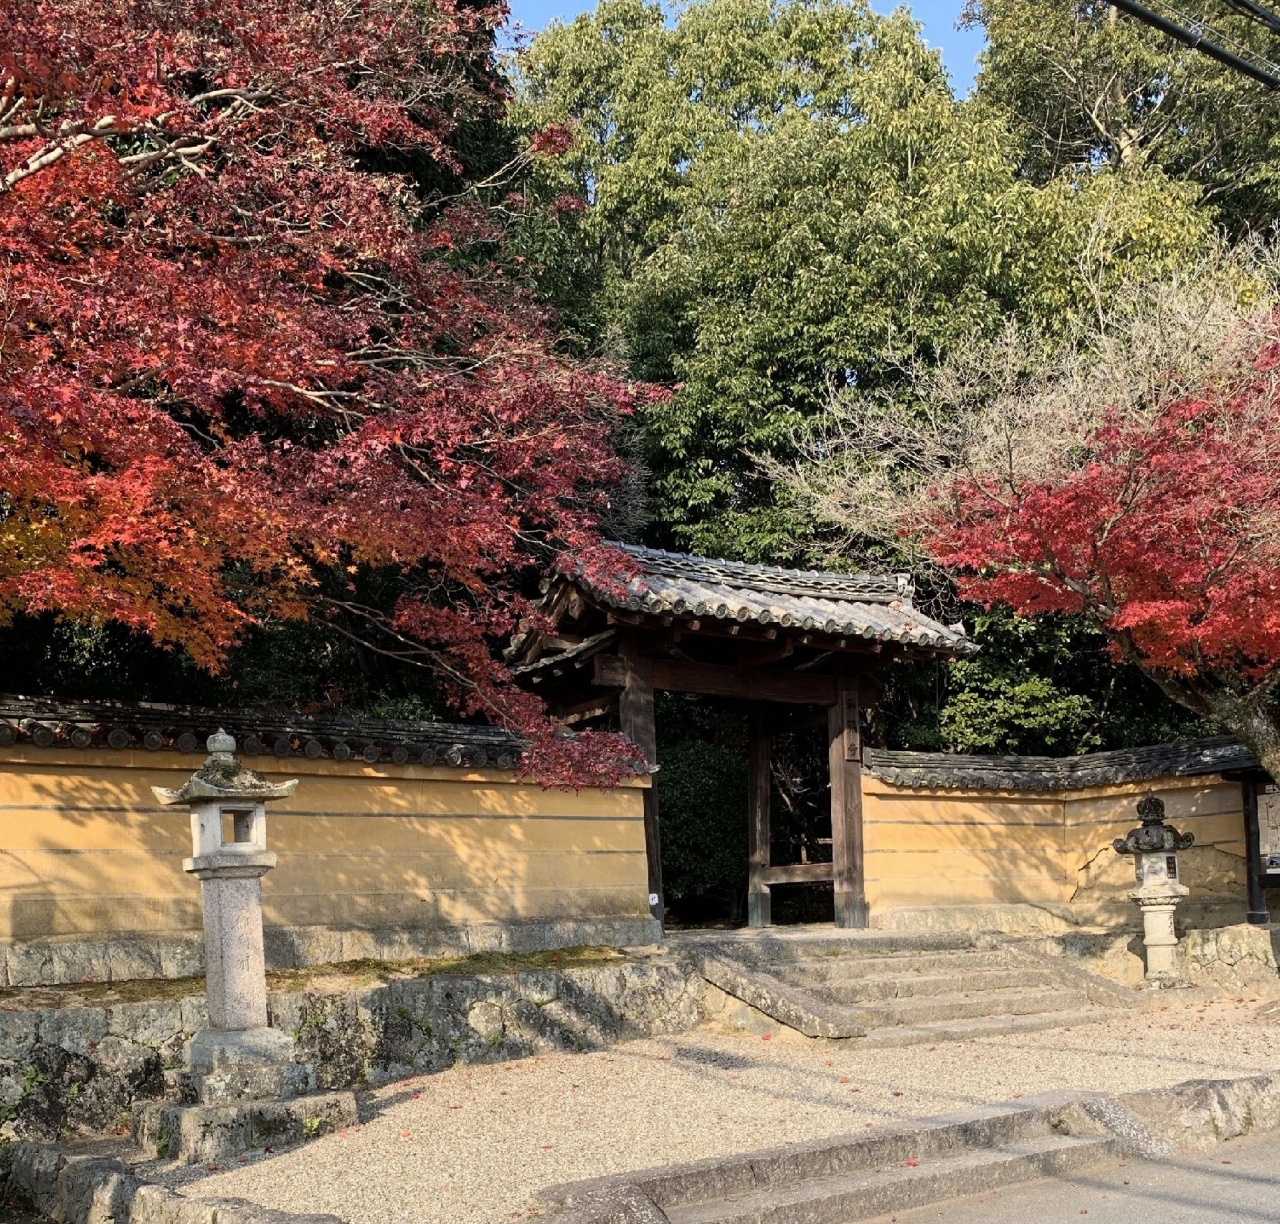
0;612;447;719
654;697;748;912
876;607;1207;755
657;740;748;902
940;667;1099;755
513;0;1215;559
967;0;1280;235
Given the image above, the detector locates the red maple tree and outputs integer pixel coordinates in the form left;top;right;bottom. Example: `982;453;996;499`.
1;0;646;781
923;326;1280;778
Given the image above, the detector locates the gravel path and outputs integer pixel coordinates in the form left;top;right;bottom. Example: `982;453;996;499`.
164;996;1280;1224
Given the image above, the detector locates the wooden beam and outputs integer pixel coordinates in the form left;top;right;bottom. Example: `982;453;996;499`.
759;862;835;886
619;632;663;926
827;678;868;928
593;654;628;687
552;694;619;725
651;659;836;705
1243;779;1270;924
740;640;795;667
747;707;772;928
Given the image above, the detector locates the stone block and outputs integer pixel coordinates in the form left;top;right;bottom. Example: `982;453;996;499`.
107;940;165;984
75;1036;164;1132
1177;923;1280;987
38;1007;108;1056
107;1002;185;1050
91;1034;157;1079
0;1008;39;1061
283;926;345;969
52;940;114;986
180;996;210;1035
5;942;58;987
466;999;505;1042
185;1028;295;1072
511;971;559;1006
135;1090;358;1163
159;937;205;981
1121;1073;1280;1152
352;986;387;1030
338;929;380;962
190;1060;315;1105
265;992;308;1034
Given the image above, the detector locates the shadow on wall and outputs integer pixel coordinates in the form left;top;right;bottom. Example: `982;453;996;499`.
0;749;650;947
863;776;1250;932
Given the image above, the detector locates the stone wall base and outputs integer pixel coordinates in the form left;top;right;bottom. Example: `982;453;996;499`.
0;956;706;1142
1021;922;1280;990
870;900;1248;938
0;916;664;987
1;1140;343;1224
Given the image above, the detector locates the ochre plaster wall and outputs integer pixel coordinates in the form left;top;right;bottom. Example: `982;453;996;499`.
863;773;1247;920
0;748;650;942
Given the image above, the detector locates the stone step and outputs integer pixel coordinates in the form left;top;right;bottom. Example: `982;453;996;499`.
813;967;1058;1003
165;1060;316;1106
684;931;979;967
771;949;1014;982
664;1134;1116;1224
134;1089;358;1164
877;985;1090;1026
859;1007;1112;1048
699;954;879;1038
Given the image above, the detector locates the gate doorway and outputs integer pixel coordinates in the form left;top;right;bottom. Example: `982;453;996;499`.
512;544;971;931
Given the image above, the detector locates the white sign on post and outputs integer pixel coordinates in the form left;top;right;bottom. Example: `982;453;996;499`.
1260;784;1280;871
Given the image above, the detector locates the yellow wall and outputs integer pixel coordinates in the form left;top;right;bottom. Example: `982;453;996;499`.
863;773;1247;917
0;747;650;942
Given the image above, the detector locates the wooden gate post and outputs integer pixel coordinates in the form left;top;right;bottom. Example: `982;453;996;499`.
619;632;663;925
747;706;772;927
828;678;868;928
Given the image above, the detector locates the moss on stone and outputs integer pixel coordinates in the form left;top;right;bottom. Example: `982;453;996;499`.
0;946;631;1011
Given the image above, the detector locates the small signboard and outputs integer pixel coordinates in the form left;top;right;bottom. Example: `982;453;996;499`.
1260;784;1280;872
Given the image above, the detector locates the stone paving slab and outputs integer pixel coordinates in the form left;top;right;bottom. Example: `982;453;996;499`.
864;1126;1280;1224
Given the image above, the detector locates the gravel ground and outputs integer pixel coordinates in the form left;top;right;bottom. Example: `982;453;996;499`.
162;996;1280;1224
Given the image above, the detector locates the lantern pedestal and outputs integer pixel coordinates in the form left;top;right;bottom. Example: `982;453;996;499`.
1130;882;1189;981
131;731;356;1163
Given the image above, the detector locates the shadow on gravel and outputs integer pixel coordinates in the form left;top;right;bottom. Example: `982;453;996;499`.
673;1046;756;1069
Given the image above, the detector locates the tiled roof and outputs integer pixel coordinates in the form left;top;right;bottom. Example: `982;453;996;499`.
0;694;522;769
863;736;1260;792
574;544;974;655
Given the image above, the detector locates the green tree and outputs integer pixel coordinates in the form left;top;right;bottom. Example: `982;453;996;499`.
966;0;1280;234
513;0;1215;560
876;606;1204;755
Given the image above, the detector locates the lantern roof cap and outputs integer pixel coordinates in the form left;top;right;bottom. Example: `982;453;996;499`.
1113;792;1195;856
152;730;298;806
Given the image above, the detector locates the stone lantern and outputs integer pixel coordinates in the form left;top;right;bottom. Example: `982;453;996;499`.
153;729;297;1070
1113;793;1195;982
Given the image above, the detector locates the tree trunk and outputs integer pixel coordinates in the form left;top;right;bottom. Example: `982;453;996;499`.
1141;664;1280;782
1204;692;1280;785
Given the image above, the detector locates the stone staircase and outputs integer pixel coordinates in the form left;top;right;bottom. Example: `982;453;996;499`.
543;1097;1136;1224
686;929;1137;1044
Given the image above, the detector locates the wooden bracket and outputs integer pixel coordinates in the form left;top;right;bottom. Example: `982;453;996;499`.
593;654;628;687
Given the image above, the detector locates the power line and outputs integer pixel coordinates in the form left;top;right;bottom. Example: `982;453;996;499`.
1218;0;1280;39
1109;0;1280;88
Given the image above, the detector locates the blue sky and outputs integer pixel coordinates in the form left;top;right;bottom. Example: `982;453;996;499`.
506;0;987;94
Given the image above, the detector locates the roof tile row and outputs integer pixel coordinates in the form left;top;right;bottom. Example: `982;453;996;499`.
577;544;974;654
